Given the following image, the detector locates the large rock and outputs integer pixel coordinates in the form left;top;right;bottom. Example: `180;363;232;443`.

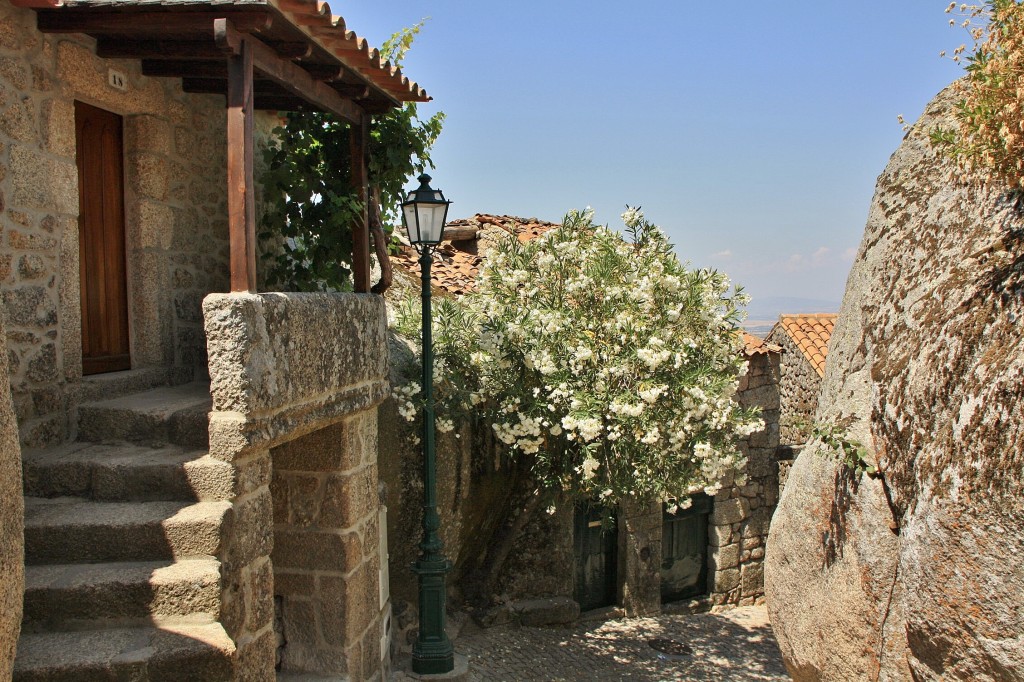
765;84;1024;681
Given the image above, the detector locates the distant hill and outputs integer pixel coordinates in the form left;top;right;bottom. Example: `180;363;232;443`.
742;296;841;338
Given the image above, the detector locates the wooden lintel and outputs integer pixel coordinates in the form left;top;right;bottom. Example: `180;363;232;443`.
350;111;371;293
214;18;362;124
273;42;314;59
142;60;229;79
98;39;225;60
226;36;256;293
183;77;300;98
37;9;273;34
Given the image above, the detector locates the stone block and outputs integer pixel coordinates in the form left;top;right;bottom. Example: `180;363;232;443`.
273;420;357;473
203;293;388;414
226;491;273;569
712;497;749;526
741;561;764;597
271;529;360;573
128;152;168;201
712;543;740;570
318;565;377;646
248;558;275;633
41;98;74;157
0;54;30;89
714;567;740;593
10;146;77;213
320;465;377;530
0;98;38;144
126;114;173;156
3;285;54;326
274;570;314;598
284;473;323;528
236;627;276;682
709;524;732;547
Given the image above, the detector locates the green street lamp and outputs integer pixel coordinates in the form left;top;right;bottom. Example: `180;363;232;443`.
401;174;455;675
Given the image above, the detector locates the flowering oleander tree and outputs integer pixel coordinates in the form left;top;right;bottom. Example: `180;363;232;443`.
393;207;763;509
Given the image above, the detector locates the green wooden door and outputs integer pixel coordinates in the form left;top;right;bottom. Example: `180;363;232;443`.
661;494;712;603
573;504;617;612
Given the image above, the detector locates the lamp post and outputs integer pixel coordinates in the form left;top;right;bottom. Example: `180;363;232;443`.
401;174;455;675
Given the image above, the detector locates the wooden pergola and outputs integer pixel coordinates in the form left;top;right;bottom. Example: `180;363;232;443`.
19;0;430;293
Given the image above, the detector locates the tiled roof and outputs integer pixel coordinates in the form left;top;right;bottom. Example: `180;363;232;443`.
269;0;429;102
773;314;837;377
26;0;428;103
742;332;780;358
391;214;559;296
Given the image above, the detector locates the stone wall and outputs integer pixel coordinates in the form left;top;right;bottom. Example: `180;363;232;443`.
764;327;822;446
0;308;23;682
204;292;390;681
0;0;230;447
707;347;781;607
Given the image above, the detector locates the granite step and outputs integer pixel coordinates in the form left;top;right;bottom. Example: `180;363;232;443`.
22;559;222;632
13;621;235;682
22;442;233;502
24;497;230;564
77;382;211;448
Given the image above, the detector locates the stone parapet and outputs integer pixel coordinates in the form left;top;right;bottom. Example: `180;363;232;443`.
204;292;389;681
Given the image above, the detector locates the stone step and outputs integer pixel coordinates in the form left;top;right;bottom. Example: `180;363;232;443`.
13;622;235;682
24;497;230;564
77;382;211;448
76;367;190;404
22;442;233;502
22;559;222;632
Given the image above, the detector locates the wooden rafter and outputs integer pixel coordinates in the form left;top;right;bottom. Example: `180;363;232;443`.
37;9;273;34
214;18;361;124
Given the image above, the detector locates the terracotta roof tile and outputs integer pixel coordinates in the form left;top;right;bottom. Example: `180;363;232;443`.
391;214;559;296
774;313;837;377
742;332;780;357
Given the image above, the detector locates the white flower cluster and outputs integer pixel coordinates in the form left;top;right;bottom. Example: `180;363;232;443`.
393;206;762;507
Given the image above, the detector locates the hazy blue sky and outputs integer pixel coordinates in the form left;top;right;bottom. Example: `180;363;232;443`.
340;2;968;309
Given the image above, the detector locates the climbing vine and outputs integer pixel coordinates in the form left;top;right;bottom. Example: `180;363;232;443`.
259;22;445;291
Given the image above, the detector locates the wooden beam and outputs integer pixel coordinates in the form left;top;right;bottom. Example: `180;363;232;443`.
226;36;256;293
350;111;371;294
98;40;225;60
37;9;273;34
214;18;363;124
253;95;315;112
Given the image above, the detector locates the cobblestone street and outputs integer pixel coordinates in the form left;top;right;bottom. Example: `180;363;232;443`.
395;606;790;681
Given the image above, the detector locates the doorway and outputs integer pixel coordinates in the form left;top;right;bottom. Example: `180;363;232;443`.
573;503;617;612
75;101;130;375
661;494;712;603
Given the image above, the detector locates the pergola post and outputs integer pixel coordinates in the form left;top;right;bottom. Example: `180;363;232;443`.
350;111;371;293
226;32;256;293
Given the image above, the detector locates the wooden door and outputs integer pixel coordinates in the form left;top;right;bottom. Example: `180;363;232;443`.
75;101;130;375
573;504;617;612
660;494;712;603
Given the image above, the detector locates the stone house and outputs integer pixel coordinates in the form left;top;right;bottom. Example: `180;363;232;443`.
0;0;431;678
764;313;836;489
380;215;783;645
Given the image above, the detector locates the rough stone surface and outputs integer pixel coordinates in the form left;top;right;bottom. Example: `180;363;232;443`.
765;83;1024;681
0;308;24;681
764;325;822;446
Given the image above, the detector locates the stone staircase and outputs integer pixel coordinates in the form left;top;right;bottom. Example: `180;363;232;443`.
14;379;237;681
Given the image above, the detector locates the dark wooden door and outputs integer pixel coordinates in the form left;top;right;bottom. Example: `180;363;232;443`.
75;101;130;375
661;494;712;603
573;504;617;612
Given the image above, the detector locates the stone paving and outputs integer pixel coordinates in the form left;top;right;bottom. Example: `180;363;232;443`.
395;606;790;681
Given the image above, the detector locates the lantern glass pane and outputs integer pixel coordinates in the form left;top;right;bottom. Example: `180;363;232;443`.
420;203;446;243
402;203;419;242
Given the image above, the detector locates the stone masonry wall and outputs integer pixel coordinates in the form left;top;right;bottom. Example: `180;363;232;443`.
764;328;822;446
0;0;229;447
707;348;781;607
0;308;23;681
204;292;390;681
